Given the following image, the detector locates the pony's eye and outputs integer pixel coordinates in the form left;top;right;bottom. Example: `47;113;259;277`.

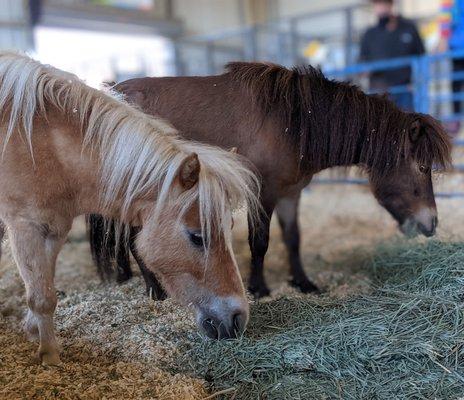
419;165;429;174
188;231;204;248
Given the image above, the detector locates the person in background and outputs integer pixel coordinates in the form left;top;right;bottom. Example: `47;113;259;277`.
439;0;464;134
360;0;425;111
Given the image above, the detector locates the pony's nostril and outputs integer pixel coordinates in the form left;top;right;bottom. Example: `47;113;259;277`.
202;318;218;339
232;312;246;335
233;313;240;331
428;216;438;236
426;216;438;236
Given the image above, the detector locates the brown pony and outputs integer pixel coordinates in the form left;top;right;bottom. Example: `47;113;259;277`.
0;53;260;365
89;62;452;299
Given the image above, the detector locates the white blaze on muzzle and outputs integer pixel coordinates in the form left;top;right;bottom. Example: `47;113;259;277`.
414;207;437;233
401;207;437;237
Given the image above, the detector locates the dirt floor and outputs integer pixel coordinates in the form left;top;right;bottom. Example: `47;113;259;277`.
1;169;464;399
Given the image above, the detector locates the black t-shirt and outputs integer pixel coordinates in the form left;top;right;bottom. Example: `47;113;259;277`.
360;16;425;88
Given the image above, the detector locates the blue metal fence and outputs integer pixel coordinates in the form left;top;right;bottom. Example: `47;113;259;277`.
326;49;464;118
316;50;464;199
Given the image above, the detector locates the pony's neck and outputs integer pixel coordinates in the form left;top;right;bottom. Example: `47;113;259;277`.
299;120;370;174
297;84;410;174
315;128;366;171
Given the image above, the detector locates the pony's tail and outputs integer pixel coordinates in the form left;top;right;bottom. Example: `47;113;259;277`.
86;214;133;283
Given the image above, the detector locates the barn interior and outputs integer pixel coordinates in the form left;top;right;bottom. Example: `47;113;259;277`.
1;1;464;399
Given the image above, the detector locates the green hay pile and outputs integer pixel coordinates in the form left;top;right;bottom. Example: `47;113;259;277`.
178;241;464;399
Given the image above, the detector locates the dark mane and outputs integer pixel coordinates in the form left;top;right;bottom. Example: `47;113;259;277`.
225;62;452;177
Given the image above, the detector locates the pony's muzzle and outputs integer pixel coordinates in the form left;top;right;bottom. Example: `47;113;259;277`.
197;297;249;340
401;208;438;237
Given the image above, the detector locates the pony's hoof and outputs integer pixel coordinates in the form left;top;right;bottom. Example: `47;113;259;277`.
39;351;62;366
248;283;271;299
290;278;320;294
147;285;167;301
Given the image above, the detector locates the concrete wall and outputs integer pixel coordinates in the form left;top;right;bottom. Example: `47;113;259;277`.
171;0;279;36
275;0;441;19
400;0;441;16
172;0;443;37
172;0;359;36
276;0;356;18
172;0;244;35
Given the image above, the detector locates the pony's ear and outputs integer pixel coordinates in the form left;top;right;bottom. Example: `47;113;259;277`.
178;153;200;190
409;119;423;143
229;147;238;154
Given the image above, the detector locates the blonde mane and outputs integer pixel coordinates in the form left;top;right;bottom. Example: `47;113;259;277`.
0;52;260;249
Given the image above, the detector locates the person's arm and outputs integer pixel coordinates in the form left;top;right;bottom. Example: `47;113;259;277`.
410;23;426;55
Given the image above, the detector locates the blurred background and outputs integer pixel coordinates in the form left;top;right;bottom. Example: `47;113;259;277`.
0;0;462;123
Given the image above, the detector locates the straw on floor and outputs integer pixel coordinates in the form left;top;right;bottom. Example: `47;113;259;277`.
179;241;464;400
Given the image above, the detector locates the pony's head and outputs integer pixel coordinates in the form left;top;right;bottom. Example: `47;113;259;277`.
130;149;259;340
368;114;452;237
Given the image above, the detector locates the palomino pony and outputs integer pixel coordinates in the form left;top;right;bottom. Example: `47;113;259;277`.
89;62;452;299
0;53;259;365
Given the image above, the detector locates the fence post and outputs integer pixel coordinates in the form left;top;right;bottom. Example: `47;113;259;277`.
276;29;287;65
419;56;431;114
289;17;299;66
172;40;184;77
205;42;215;75
412;57;423;113
412;55;430;114
243;26;258;61
344;7;354;67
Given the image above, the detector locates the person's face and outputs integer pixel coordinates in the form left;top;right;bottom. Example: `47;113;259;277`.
372;2;393;18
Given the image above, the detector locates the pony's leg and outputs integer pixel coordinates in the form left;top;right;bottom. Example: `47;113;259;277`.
115;230;132;283
87;214;115;281
248;201;274;298
88;214;133;283
8;219;69;365
275;193;319;294
129;228;167;300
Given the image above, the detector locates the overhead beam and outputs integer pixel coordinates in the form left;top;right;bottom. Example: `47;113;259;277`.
40;1;183;37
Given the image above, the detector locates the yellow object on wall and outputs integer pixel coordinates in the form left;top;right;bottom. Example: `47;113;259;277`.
303;41;321;58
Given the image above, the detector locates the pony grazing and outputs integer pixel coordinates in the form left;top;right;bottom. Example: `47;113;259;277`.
0;53;259;365
88;62;452;299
